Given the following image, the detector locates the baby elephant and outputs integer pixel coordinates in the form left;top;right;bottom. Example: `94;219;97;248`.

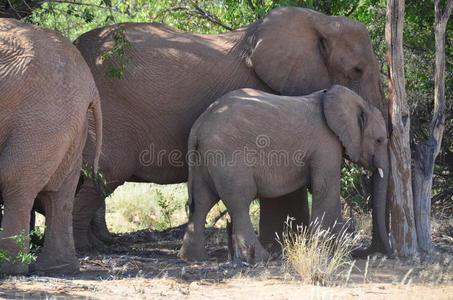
179;85;391;262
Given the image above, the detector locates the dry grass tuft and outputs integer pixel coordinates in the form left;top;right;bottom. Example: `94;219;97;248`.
278;218;358;285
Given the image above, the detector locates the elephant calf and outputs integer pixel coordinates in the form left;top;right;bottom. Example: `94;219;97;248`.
179;85;391;262
0;19;102;274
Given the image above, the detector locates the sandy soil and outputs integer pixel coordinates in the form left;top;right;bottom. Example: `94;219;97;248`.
1;225;452;300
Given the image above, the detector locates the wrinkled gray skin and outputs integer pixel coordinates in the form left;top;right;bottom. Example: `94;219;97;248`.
0;19;102;274
74;7;386;252
179;86;391;262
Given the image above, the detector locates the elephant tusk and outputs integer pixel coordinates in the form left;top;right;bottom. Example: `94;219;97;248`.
378;168;384;178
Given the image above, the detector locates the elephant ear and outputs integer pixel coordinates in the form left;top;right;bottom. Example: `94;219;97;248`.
322;85;368;163
250;7;338;95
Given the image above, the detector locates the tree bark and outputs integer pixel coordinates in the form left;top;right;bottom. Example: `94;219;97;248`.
412;0;452;254
385;0;418;256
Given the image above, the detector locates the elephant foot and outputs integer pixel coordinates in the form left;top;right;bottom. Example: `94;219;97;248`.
90;218;114;244
260;239;282;255
88;230;108;250
92;228;114;244
351;244;393;259
254;243;270;262
74;235;94;254
31;256;80;274
0;261;29;275
240;242;269;264
231;237;270;264
179;234;208;262
178;243;208;261
74;230;106;254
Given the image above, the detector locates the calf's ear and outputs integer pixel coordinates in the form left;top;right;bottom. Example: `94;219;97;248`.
322;85;368;163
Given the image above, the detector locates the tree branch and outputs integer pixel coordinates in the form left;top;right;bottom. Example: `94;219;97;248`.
153;6;190;22
189;1;233;31
246;0;255;11
443;0;453;21
41;0;112;10
1;0;114;19
346;2;360;17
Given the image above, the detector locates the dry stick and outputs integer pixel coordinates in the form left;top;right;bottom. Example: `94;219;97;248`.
209;209;228;228
401;268;414;285
363;256;370;284
42;0;113;10
344;260;356;286
205;210;228;239
189;1;234;31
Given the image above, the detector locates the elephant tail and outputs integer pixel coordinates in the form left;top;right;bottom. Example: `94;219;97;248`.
186;131;198;217
187;110;208;216
91;95;103;175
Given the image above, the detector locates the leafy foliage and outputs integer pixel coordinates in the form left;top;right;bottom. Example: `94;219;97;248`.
106;183;187;232
99;24;132;79
0;229;39;275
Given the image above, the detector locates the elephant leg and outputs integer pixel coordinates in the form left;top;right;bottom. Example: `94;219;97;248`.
259;186;309;251
33;169;80;274
179;181;218;261
90;202;113;244
72;181;105;253
0;190;36;275
218;177;268;263
310;173;343;233
225;198;269;263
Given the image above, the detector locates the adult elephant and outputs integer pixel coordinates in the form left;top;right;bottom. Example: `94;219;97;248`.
74;7;387;253
0;19;102;274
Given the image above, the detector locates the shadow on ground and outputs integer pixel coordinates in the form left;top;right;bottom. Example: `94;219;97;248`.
0;222;452;299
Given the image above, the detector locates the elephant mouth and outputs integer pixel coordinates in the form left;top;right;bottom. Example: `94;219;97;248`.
365;166;384;178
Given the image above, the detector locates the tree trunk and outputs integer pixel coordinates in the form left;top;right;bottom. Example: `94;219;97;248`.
412;0;452;254
385;0;418;256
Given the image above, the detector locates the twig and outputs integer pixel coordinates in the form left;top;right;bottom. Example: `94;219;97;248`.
346;2;359;17
209;209;228;227
153;6;189;22
42;0;114;10
401;268;414;285
363;255;370;283
246;0;255;10
189;1;233;31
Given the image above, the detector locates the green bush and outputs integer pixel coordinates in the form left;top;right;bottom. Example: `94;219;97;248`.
0;229;39;275
106;183;188;232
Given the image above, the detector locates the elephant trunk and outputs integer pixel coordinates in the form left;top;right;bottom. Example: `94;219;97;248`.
369;152;392;256
362;78;387;121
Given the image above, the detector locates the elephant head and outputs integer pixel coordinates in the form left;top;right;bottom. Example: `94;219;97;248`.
250;7;385;115
322;85;392;255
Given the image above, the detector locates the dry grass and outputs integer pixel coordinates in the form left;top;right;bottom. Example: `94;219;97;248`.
278;218;358;285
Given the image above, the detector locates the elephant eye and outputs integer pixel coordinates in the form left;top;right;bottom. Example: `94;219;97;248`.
353;67;363;74
376;138;383;144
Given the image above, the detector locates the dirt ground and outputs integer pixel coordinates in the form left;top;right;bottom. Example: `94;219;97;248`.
1;224;452;300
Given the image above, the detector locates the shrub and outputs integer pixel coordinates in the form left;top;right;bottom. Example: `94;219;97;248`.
106;183;188;232
0;229;38;275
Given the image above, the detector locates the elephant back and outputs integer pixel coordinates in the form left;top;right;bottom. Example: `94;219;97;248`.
0;19;35;98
